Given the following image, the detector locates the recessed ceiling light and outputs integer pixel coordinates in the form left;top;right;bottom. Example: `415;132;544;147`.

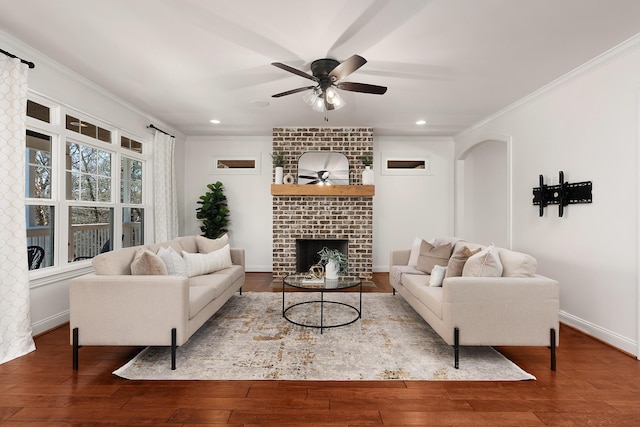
415;120;427;125
210;119;221;124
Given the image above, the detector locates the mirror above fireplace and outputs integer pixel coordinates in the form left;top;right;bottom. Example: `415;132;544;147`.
297;151;349;185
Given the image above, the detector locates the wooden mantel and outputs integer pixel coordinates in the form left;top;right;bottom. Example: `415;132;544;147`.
271;184;375;197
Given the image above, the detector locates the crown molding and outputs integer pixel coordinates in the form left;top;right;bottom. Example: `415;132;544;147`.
456;33;640;138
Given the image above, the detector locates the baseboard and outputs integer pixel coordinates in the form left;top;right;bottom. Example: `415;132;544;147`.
560;310;638;357
32;310;69;336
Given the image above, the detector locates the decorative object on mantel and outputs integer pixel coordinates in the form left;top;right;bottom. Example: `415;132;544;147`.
360;153;374;185
270;152;285;184
533;171;592;217
298;151;349;185
317;246;348;279
283;173;294;184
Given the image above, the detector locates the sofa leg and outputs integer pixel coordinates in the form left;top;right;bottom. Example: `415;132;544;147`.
72;327;79;371
550;328;557;371
454;327;460;369
239;286;243;296
392;288;396;296
171;328;177;370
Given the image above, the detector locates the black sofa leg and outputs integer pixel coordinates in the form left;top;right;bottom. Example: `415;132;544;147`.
550;328;557;371
239;286;243;295
171;328;177;370
72;327;79;370
454;327;460;369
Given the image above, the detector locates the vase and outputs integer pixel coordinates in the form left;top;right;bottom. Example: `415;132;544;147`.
325;259;339;280
362;165;374;185
275;166;284;184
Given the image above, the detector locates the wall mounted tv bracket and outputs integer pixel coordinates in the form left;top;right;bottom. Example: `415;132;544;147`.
532;171;592;217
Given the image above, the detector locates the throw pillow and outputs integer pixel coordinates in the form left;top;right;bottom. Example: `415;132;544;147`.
445;246;482;278
462;244;503;277
196;234;229;254
429;265;447;287
416;241;452;273
407;237;423;267
182;244;232;277
157;246;187;277
131;248;168;275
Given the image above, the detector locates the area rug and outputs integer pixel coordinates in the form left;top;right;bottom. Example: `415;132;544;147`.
113;292;535;381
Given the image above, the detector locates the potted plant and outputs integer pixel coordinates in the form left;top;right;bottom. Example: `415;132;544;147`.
360;153;374;185
317;246;348;279
196;181;230;239
270;152;285;184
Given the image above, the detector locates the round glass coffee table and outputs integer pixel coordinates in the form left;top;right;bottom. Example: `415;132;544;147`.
282;273;362;334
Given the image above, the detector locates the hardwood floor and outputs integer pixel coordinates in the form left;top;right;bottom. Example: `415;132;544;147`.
1;272;639;426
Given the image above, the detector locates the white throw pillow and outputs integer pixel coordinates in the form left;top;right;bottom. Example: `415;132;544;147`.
429;265;447;287
182;244;232;277
407;237;423;267
157;246;187;277
462;244;503;277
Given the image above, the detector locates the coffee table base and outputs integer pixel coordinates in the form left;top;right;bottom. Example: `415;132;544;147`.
283;299;361;334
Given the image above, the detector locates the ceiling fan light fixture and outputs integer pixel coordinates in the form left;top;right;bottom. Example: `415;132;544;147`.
325;87;345;110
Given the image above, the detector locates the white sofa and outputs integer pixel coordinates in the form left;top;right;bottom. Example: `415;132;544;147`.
69;234;245;370
390;238;559;370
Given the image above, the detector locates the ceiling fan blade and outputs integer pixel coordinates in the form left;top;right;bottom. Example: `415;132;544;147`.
272;86;316;98
271;62;317;82
337;81;387;95
329;54;367;80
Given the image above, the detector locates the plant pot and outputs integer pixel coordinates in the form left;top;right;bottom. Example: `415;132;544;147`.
275;166;284;184
362;165;374;185
325;259;339;280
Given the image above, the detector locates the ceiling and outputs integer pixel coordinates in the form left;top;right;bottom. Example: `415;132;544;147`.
1;0;639;137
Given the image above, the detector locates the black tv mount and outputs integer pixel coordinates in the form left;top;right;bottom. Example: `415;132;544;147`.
532;171;592;217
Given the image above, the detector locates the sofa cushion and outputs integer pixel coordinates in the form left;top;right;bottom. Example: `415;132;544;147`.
197;234;229;254
175;235;198;254
188;265;244;318
498;249;537;277
157;246;188;277
462;244;503;277
182;244;232;277
445;246;482;278
130;248;168;275
416;241;452;273
429;265;447;287
407;237;423;266
92;246;141;275
402;273;443;319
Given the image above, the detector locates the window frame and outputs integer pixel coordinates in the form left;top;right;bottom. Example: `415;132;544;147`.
25;93;150;282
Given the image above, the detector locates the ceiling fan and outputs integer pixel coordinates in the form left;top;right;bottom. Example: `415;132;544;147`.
271;54;387;112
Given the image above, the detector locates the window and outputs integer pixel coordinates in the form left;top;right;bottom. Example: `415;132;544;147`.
25;96;149;271
25;129;55;269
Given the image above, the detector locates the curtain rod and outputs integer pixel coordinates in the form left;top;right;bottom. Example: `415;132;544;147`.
148;124;175;138
0;48;35;69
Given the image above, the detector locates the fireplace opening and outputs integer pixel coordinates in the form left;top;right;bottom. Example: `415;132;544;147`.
296;239;348;273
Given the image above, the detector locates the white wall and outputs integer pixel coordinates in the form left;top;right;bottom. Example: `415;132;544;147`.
182;135;455;272
458;140;510;248
455;38;640;356
373;136;455;270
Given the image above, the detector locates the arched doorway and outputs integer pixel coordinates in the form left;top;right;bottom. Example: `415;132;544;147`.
456;139;511;248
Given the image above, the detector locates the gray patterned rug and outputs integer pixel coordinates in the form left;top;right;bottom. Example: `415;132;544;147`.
113;292;535;381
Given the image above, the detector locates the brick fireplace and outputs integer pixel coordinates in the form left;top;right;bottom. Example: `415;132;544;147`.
272;127;374;280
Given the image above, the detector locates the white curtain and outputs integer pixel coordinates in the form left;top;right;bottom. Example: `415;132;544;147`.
0;57;35;364
153;130;179;242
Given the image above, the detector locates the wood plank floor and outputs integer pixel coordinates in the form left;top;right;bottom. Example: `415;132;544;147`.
1;272;639;426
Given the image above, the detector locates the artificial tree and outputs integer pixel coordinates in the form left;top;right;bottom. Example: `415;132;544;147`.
196;181;230;239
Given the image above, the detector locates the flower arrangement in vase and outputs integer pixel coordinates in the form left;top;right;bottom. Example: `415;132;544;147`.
359;153;374;185
317;246;348;279
270;152;285;184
